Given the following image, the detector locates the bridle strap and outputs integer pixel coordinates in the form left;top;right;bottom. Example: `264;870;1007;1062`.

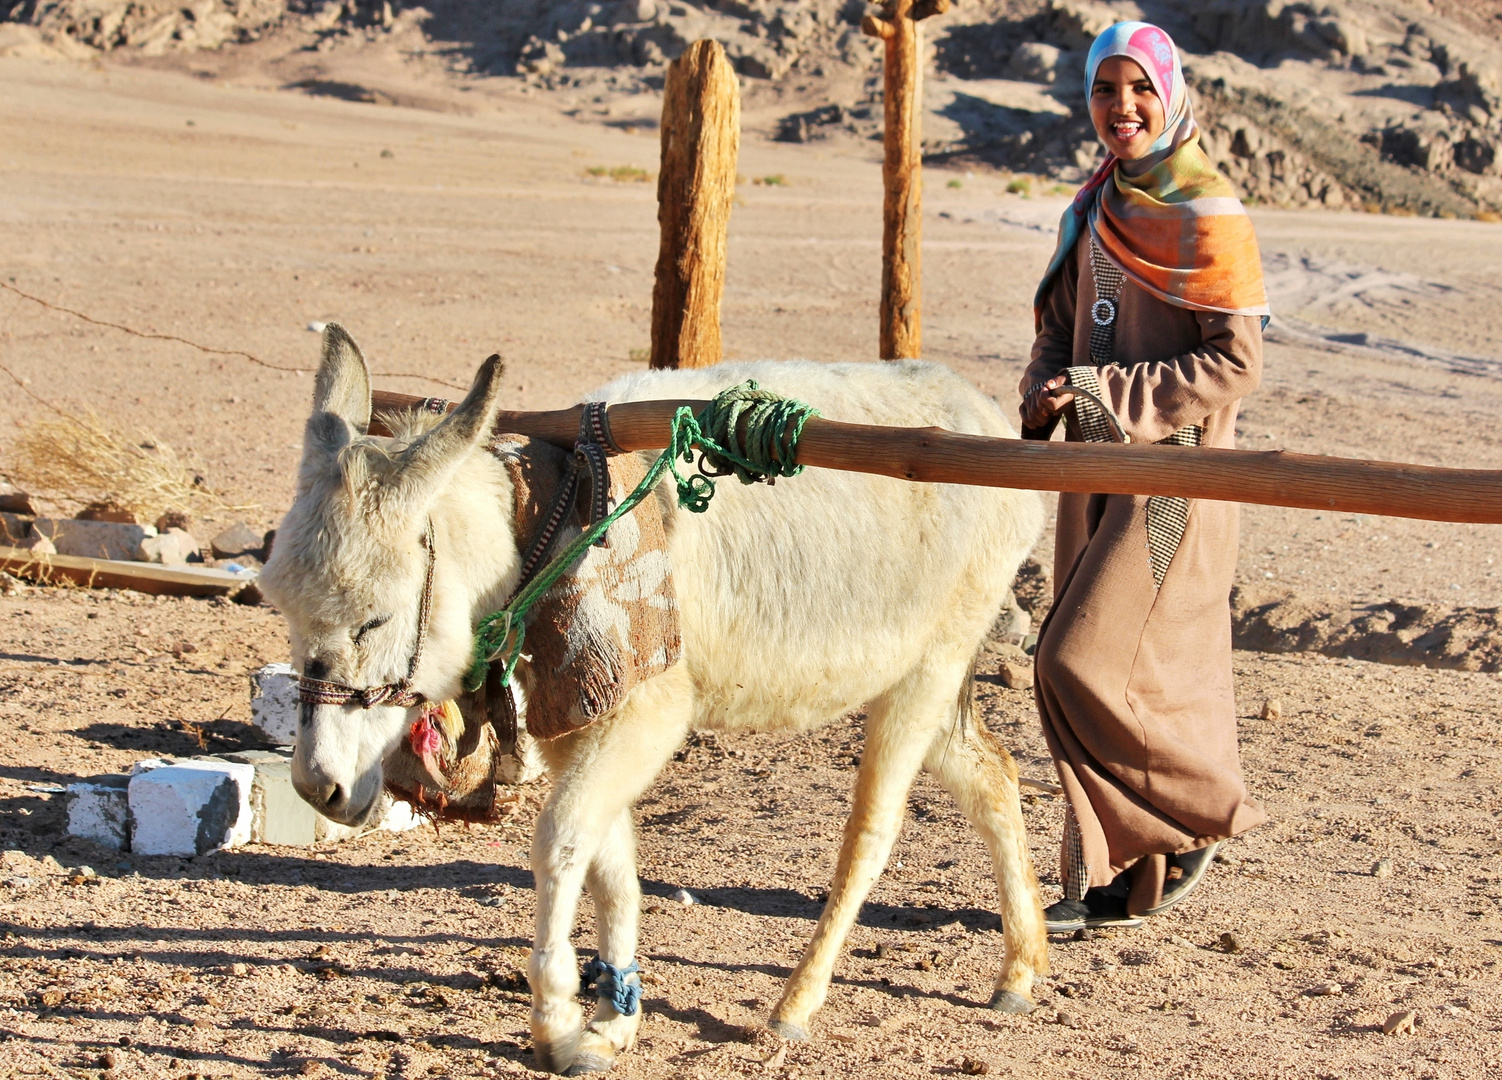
297;520;437;709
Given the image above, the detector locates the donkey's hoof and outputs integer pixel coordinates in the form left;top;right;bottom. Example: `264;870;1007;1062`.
562;1051;615;1076
767;1019;810;1042
987;989;1034;1015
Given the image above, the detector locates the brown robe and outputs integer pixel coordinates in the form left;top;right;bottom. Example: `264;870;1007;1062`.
1022;233;1267;912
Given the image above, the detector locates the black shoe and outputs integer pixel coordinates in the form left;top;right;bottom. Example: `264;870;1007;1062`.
1044;890;1144;933
1140;842;1220;917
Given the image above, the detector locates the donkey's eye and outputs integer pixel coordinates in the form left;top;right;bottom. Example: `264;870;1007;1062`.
353;615;391;645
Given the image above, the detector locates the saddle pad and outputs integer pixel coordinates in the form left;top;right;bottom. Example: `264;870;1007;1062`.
491;436;682;740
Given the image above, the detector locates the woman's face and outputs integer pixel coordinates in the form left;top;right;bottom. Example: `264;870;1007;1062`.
1089;56;1166;161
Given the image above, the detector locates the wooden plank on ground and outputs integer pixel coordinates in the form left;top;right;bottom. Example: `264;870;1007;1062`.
0;545;255;598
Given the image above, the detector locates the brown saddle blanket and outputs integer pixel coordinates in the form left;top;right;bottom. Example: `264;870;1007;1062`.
383;436;681;821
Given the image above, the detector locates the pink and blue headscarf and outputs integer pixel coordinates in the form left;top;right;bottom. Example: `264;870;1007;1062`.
1034;22;1269;328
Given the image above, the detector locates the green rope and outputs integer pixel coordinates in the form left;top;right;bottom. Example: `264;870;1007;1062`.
464;381;818;693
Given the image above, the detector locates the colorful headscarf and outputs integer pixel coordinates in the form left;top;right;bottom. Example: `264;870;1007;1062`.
1033;22;1269;330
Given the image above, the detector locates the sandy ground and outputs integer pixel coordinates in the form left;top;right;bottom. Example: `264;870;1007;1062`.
0;56;1501;1079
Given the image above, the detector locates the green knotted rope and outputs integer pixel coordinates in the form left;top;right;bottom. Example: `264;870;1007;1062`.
464;381;818;693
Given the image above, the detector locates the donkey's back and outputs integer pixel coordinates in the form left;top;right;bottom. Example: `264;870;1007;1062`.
590;359;1044;735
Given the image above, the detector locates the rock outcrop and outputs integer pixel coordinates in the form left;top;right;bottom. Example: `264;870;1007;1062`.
4;0;1500;215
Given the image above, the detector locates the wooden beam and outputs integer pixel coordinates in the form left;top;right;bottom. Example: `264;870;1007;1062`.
0;545;259;598
650;39;741;370
368;390;1502;525
863;0;948;360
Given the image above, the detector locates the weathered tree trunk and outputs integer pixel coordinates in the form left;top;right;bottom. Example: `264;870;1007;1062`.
863;0;948;360
650;39;741;370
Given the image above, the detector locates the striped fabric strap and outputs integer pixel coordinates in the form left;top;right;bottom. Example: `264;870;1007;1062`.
1087;235;1124;368
1075;235;1205;588
1061;802;1089;901
1062;365;1119;446
1145;425;1203;588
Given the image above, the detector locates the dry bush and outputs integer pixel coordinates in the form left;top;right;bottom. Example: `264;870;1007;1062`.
7;410;232;523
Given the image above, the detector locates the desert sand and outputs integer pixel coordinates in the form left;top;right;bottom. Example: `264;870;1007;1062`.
0;26;1500;1080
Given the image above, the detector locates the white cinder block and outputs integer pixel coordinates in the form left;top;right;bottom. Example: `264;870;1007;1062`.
128;761;255;856
250;663;299;746
65;775;130;850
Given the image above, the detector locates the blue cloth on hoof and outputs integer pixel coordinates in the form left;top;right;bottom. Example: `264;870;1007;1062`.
581;957;642;1017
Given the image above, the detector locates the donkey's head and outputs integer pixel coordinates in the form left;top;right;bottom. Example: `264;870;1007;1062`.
259;325;505;825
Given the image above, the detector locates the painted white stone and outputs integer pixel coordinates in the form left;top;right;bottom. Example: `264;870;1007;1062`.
128;760;255;856
31;518;155;561
249;663;298;746
65;775;130;850
379;797;421;833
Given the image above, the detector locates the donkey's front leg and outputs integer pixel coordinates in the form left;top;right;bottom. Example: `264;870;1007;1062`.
769;665;957;1040
566;810;644;1073
528;669;691;1075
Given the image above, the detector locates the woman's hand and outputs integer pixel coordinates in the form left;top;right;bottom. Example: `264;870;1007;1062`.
1021;376;1076;429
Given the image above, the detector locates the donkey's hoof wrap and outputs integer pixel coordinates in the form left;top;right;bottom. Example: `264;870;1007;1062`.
767;1019;810;1042
563;1051;614;1076
987;989;1034;1014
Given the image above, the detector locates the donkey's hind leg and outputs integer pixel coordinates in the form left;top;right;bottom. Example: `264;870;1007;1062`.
528;666;692;1075
923;713;1049;1012
769;659;966;1040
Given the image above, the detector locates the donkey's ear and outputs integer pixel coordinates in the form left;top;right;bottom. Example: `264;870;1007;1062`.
312;323;372;434
387;354;506;515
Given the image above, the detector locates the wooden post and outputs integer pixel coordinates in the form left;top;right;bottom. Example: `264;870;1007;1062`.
863;0;948;360
650;39;741;370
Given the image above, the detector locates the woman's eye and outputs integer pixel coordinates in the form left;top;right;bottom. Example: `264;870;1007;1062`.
354;615;390;645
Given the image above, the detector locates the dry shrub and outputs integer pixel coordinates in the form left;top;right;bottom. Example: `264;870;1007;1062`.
8;410;232;523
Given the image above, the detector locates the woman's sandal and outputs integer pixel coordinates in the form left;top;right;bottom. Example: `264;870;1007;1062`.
1044;890;1145;933
1139;842;1221;918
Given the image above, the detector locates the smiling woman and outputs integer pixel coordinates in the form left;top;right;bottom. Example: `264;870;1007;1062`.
1018;21;1272;935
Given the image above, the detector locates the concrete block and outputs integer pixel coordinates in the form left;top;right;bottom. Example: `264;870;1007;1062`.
65;775;130;850
250;663;298;746
128;760;255;856
219;750;317;846
32;518;156;561
215;751;422;845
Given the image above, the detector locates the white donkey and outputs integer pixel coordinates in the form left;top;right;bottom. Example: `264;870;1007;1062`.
259;326;1049;1075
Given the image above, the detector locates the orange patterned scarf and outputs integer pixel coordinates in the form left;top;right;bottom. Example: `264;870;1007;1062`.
1035;22;1269;328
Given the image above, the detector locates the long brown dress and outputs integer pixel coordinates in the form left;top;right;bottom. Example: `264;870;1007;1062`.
1022;233;1267;914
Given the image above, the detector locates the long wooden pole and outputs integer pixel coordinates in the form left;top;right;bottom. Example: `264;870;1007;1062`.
862;0;949;360
368;391;1502;525
650;39;741;370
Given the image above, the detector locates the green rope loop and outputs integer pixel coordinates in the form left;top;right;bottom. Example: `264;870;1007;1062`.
465;381;817;693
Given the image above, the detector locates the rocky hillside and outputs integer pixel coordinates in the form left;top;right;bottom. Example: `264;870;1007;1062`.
3;0;1501;216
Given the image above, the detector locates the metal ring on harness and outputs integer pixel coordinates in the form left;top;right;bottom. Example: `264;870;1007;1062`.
1090;298;1117;327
